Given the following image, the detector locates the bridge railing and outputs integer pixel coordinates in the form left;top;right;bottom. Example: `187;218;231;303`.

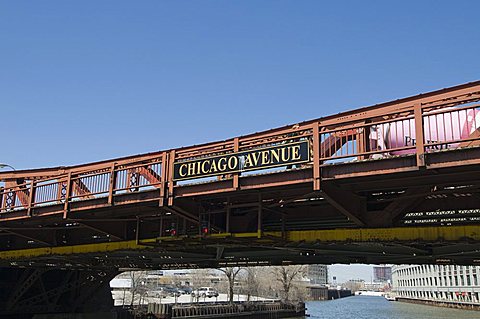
319;116;414;162
114;161;163;193
0;183;31;212
423;104;480;152
1;83;480;216
34;180;66;207
0;158;166;215
70;170;111;201
317;103;480;164
2;108;479;214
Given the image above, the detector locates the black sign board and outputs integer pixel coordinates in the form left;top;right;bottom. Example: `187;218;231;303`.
173;140;310;181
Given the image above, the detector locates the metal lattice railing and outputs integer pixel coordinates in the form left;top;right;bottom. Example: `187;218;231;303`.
1;82;480;216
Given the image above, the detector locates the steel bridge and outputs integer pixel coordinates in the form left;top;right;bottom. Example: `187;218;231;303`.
1;81;480;315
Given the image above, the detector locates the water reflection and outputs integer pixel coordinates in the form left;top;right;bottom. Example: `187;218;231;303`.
306;296;480;319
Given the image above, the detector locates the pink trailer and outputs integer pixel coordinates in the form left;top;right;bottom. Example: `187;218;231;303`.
369;108;480;156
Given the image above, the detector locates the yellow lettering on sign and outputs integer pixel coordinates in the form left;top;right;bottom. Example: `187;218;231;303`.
292;145;301;160
218;157;227;171
252;152;261;166
228;156;238;170
210;160;218;173
179;164;187;177
197;162;202;175
187;162;196;176
244;153;253;168
175;142;306;180
271;149;280;163
261;150;270;165
281;147;291;162
201;161;210;174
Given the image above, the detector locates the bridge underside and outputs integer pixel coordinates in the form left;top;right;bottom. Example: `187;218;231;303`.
1;81;480;315
2;228;480;271
1;150;480;269
0;267;116;318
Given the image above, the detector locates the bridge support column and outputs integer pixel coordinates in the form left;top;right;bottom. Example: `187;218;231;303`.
414;103;426;167
312;122;321;191
0;267;118;318
167;150;176;206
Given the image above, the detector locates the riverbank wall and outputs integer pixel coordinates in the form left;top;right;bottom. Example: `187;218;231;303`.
397;297;480;311
146;301;306;318
308;286;352;301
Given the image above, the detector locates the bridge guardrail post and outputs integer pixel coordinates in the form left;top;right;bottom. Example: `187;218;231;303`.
27;180;35;217
357;123;367;160
0;187;5;213
56;179;66;204
107;163;116;205
159;152;168;207
167;150;176;206
414;103;426;167
0;186;3;213
312;122;321;190
63;172;72;219
3;182;14;211
233;138;239;190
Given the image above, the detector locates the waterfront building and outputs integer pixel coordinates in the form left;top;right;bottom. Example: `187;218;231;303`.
307;264;328;285
373;265;392;282
343;279;365;292
392;265;480;304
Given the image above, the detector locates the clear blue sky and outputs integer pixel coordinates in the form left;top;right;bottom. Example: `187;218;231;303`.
1;1;478;279
1;0;479;169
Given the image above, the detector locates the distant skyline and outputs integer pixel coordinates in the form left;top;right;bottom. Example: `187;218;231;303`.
329;264;376;283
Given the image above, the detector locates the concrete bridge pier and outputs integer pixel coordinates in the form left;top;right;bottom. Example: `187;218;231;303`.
0;267;118;318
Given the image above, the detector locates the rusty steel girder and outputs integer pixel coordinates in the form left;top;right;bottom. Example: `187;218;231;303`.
0;81;479;269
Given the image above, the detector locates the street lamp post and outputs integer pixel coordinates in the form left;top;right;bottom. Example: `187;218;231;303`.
0;164;15;171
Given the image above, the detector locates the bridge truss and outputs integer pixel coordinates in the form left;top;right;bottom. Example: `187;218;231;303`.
0;81;480;271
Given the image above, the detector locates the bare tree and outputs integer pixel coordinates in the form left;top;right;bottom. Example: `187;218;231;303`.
255;267;278;299
218;267;243;303
244;267;260;301
275;265;306;302
128;271;148;306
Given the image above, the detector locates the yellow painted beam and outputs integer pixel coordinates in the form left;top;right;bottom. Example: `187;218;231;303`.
213;225;480;242
0;238;155;260
275;225;480;242
1;225;479;261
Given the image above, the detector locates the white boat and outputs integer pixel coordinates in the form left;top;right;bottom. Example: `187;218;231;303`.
355;290;385;297
355;290;384;297
385;294;397;301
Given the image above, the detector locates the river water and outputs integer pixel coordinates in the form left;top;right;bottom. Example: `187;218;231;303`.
305;296;480;319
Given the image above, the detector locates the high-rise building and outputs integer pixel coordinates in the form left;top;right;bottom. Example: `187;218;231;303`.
307;264;328;285
373;265;392;282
